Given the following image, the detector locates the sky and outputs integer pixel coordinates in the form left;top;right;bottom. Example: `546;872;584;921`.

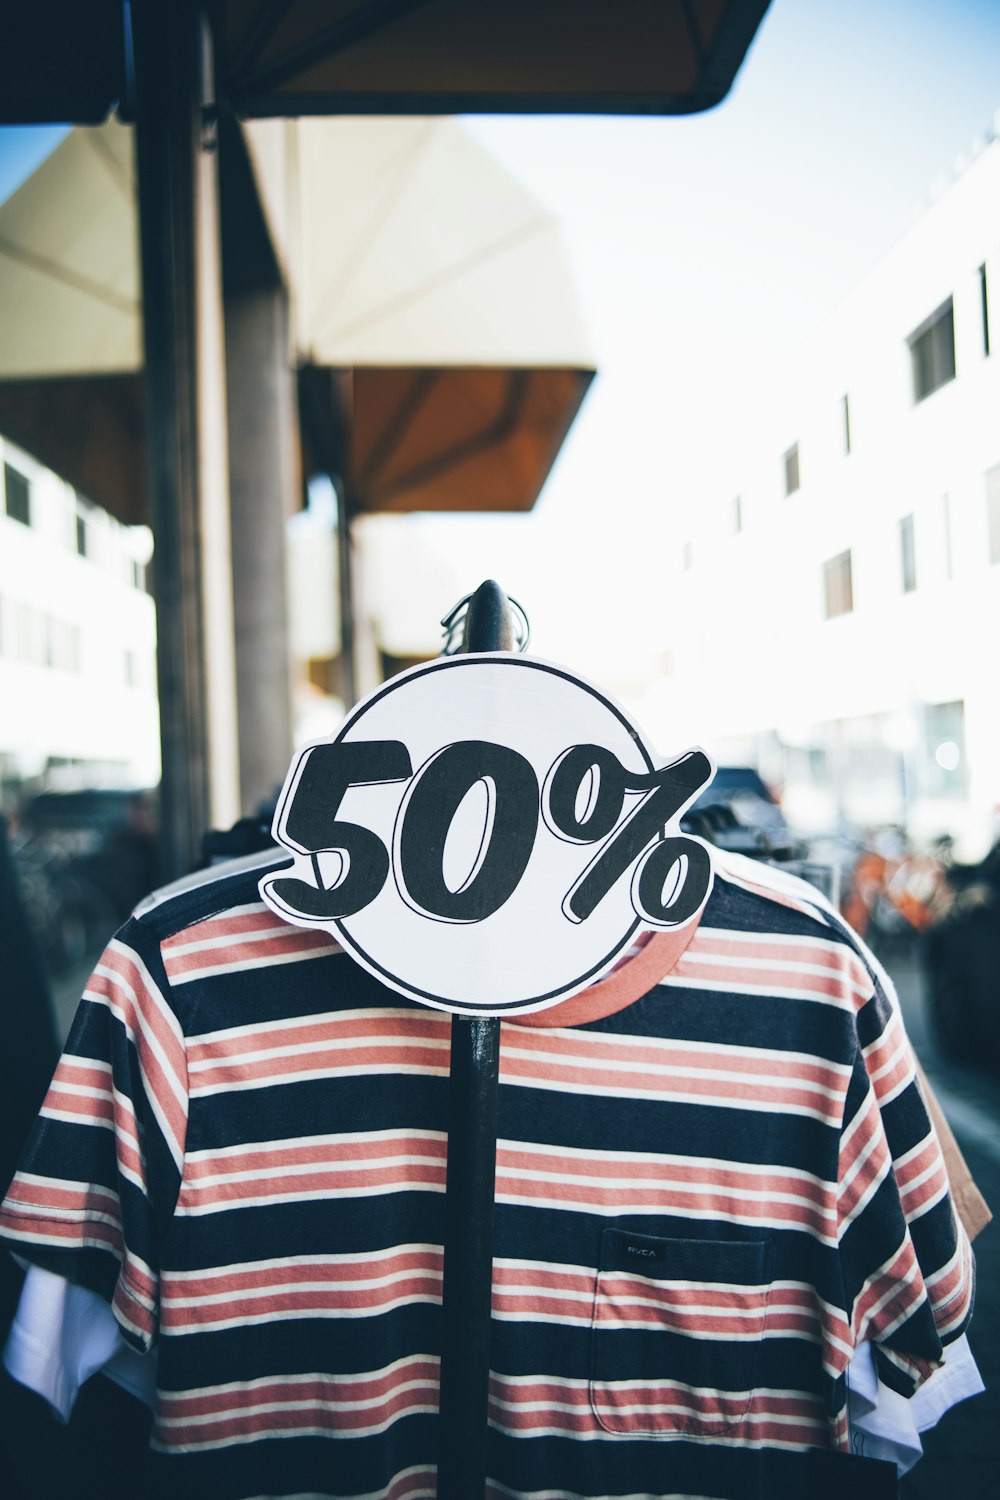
362;0;1000;675
0;124;68;199
3;0;1000;683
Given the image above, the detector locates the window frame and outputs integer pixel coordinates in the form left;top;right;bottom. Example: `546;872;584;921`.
908;297;956;404
3;463;31;526
783;443;800;497
986;464;1000;567
823;549;854;620
899;513;917;593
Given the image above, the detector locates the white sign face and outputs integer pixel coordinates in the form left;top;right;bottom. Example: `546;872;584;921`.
259;655;715;1016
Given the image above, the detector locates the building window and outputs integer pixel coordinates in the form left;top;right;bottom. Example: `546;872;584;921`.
987;464;1000;565
681;541;694;572
842;394;852;455
3;463;31;526
62;623;82;673
131;558;146;592
823;550;854;619
43;617;80;672
908;298;955;402
731;495;743;534
899;514;917;593
980;264;990;357
76;513;88;557
784;443;800;496
15;603;45;664
919;701;966;799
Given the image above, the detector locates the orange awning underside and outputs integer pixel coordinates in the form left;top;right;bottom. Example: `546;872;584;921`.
302;364;594;517
0;365;593;527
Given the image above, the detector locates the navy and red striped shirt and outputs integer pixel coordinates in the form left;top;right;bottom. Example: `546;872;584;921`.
0;849;972;1499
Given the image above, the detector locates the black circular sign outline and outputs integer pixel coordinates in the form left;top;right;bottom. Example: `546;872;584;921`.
329;654;657;1014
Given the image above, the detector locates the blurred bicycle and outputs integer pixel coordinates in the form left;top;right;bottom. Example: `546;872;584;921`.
840;828;952;959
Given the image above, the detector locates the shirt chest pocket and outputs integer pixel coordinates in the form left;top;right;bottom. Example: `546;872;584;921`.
590;1227;774;1438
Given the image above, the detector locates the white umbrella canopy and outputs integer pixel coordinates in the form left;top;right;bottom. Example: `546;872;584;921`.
245;115;595;516
0;122;139;379
0;123;144;521
246;116;590;370
0;114;589;375
0;115;593;522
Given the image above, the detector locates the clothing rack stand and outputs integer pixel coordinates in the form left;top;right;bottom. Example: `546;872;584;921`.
435;580;518;1500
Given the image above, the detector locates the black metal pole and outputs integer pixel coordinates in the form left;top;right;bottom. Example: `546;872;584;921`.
133;0;210;881
336;482;358;709
437;1014;501;1499
333;372;358;710
436;581;516;1500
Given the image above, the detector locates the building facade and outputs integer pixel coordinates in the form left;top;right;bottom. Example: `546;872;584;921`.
0;435;158;810
652;130;1000;852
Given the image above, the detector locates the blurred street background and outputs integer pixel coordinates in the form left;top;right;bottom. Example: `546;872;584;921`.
890;951;999;1495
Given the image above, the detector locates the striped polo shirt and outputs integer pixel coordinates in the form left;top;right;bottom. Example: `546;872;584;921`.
0;848;972;1499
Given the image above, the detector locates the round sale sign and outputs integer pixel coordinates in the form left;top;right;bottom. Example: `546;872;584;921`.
259;655;715;1015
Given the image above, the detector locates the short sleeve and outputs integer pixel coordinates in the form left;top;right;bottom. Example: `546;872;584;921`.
837;975;974;1396
0;921;187;1352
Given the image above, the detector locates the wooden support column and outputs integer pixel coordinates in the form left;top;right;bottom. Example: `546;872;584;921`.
133;1;240;879
296;366;360;710
218;110;296;813
224;286;296;810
